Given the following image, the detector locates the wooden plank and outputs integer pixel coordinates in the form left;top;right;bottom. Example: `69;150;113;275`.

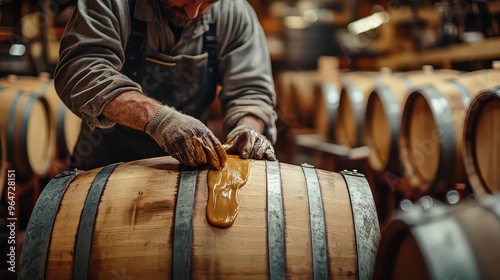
376;37;500;70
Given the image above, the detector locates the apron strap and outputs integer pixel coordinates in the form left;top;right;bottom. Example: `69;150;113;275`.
203;21;218;87
123;0;147;80
123;0;218;88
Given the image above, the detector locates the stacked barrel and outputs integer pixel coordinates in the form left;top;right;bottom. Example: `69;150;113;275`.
279;60;500;219
363;66;461;174
0;72;81;195
398;67;500;196
276;56;341;138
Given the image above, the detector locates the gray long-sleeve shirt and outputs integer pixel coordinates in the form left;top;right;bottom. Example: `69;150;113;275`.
54;0;278;142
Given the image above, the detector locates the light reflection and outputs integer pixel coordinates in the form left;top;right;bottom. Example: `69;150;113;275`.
9;44;26;56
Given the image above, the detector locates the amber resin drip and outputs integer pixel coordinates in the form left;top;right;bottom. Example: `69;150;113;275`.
207;155;252;228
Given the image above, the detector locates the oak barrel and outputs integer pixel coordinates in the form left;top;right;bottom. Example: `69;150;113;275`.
0;73;82;157
280;70;324;128
314;79;341;140
334;69;390;148
19;156;380;279
364;67;461;174
0;86;54;178
464;87;500;198
312;57;341;140
373;194;500;280
399;68;500;195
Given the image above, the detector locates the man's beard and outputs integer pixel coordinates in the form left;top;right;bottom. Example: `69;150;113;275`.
160;2;196;28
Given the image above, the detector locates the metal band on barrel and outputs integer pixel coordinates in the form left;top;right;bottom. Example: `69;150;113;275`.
370;83;402;173
480;194;500;219
450;80;472;107
301;163;328;280
422;86;457;193
6;90;24;168
266;160;286;280
322;83;341;140
19;170;80;280
341;170;380;280
412;217;480;279
73;163;120;280
344;84;366;147
20;95;38;174
172;166;199;279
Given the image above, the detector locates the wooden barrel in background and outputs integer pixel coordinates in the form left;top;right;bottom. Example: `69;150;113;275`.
334;69;390;148
280;70;324;129
399;67;500;195
464;87;500;198
373;194;500;280
276;57;340;132
313;57;341;141
314;79;341;141
0;86;54;178
363;66;461;174
19;157;380;279
0;73;82;158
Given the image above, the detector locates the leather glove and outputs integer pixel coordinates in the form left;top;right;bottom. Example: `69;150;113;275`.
145;106;227;170
223;125;276;160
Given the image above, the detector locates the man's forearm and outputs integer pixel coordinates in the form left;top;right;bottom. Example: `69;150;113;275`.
102;91;163;131
236;115;265;134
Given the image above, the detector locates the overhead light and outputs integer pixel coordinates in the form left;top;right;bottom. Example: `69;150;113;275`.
303;10;319;23
9;44;26;56
284;16;308;29
347;12;390;35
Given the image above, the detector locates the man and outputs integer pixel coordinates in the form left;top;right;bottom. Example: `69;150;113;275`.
54;0;278;171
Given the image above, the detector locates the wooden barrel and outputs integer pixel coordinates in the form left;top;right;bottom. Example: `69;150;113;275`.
464;87;500;198
0;86;54;178
0;73;82;157
19;156;380;279
399;68;500;195
334;70;389;148
284;71;324;129
373;194;500;280
313;57;341;141
314;79;341;140
364;67;461;174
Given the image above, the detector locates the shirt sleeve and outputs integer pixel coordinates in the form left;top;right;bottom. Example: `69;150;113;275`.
54;0;141;131
217;0;278;143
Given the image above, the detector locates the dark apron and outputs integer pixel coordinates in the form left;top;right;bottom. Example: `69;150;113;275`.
70;0;218;170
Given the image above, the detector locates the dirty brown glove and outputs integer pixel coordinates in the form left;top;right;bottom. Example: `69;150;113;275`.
223;125;276;160
145;106;227;170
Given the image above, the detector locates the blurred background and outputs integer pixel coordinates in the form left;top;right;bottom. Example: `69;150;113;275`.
1;0;500;278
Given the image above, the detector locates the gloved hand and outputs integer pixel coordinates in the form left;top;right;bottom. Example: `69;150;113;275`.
145;106;227;170
223;125;276;160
